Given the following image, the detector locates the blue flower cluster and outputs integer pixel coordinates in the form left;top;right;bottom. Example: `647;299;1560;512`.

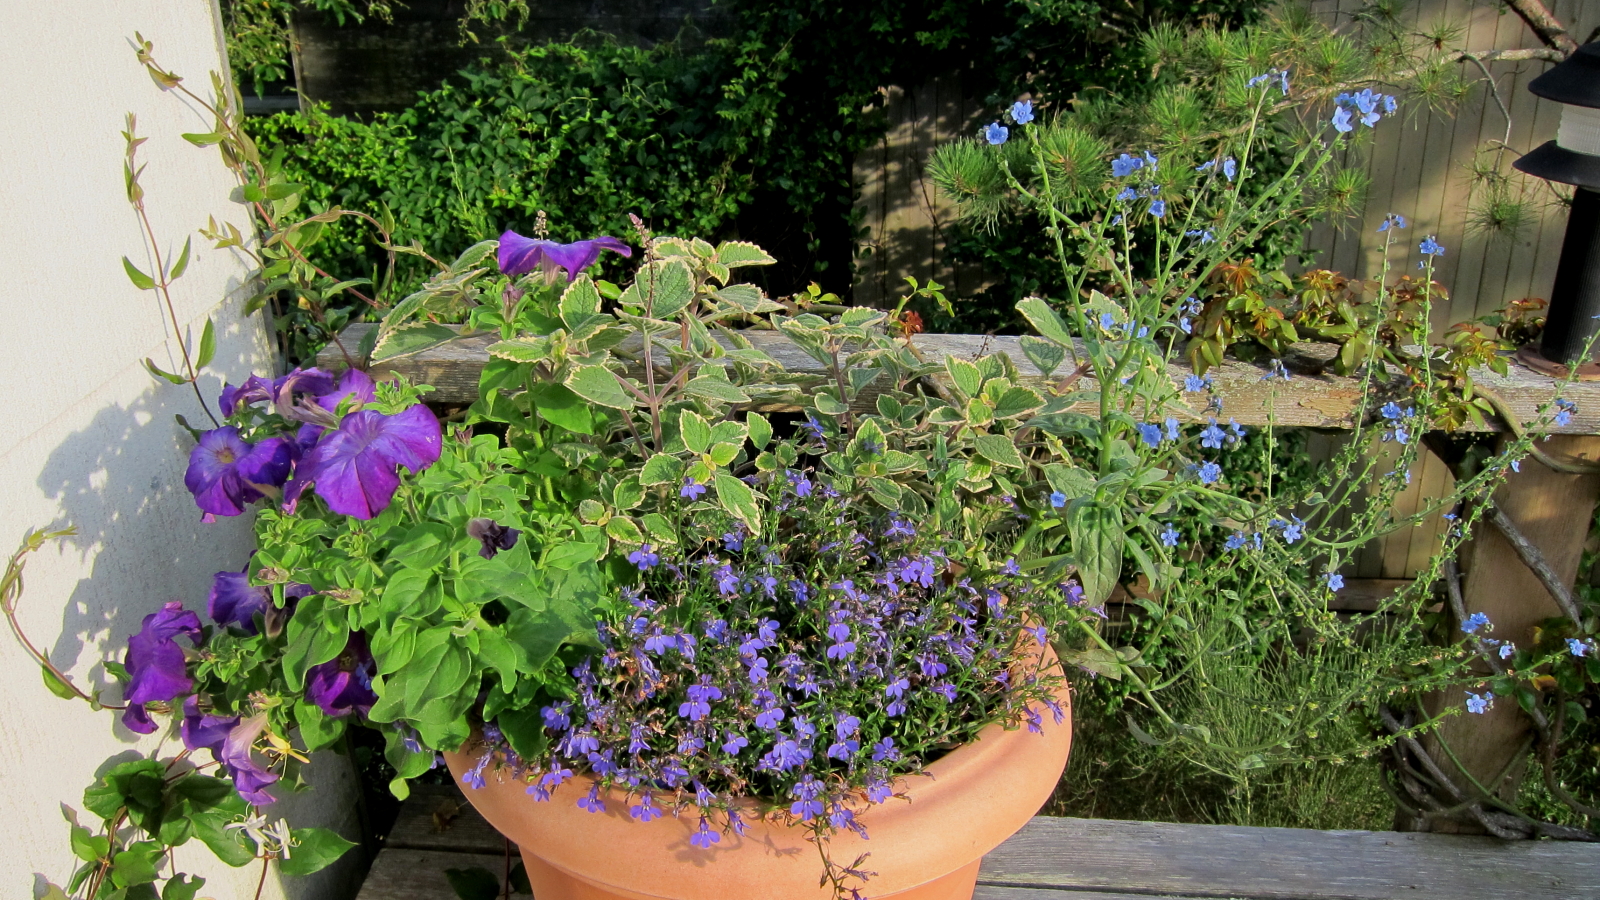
1331;89;1397;134
465;470;1066;848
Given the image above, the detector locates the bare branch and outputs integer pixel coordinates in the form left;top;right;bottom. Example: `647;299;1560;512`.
1486;506;1586;624
1500;0;1580;56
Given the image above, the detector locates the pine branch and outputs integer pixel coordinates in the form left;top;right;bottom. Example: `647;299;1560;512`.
1500;0;1580;56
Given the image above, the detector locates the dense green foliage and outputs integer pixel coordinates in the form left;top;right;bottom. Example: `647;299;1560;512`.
245;0;1263;360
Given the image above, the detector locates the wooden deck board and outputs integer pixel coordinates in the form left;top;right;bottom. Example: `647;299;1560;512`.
356;784;1600;900
318;324;1600;434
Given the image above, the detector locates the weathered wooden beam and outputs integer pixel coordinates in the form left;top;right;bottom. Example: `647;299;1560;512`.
318;324;1600;433
1421;436;1600;829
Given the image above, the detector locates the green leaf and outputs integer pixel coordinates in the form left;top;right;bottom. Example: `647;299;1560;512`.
683;370;751;404
605;516;644;544
122;257;156;290
679;409;712;453
1019;335;1066;376
70;825;111;862
623;259;695;320
41;665;77;700
708;442;740;466
747;412;772;451
112;846;161;887
169;237;192;280
559;275;606;335
278;827;356;877
162;875;205;900
992;386;1044;419
611;475;644;510
390;522;455;570
714;473;761;532
1017;297;1075;348
543;542;599;569
640;513;678;545
142;358;189;385
444;867;501;900
294;698;346;752
565;365;633;410
715;241;776;267
528;382;594;434
1067;501;1124;605
373;323;458;361
639;453;684;485
195;317;216;369
262;181;304;201
496;706;549;761
814;393;849;416
973;434;1024;469
486;337;551;364
1044;465;1095;501
945;357;983;397
181;131;223;146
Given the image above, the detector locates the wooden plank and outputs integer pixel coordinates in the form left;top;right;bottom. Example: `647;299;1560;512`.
977;815;1600;900
318;324;1600;434
975;889;1196;900
355;849;505;900
385;782;508;855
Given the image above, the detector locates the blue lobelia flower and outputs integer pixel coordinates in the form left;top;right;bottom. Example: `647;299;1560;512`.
690;819;722;849
1143;150;1159;171
1380;401;1404;420
1499;642;1516;659
1324;571;1344;591
1050;490;1068;508
1111;153;1144;177
1225;532;1248;551
1223;158;1237;181
1115;186;1138;203
498;230;631;282
1377;213;1407;233
985;122;1009;145
1010;100;1034;124
1419;236;1445;256
1569;638;1592;657
1197;461;1222;484
1185;228;1216;244
1160;524;1180;547
121;601;203;734
1165;417;1180;441
1184;373;1211;392
1554;398;1576;427
1332;106;1354;134
1465;692;1493;715
1247;72;1272;88
185;427;295;521
628;544;660;571
1138;423;1163;449
1200;419;1226;449
1149;199;1167;218
1461;612;1491;634
284;405;442;520
680;477;708;500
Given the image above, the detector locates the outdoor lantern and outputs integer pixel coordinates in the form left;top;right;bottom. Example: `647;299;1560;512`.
1513;41;1600;374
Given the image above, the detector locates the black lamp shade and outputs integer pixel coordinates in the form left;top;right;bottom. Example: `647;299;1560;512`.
1514;141;1600;190
1527;42;1600;108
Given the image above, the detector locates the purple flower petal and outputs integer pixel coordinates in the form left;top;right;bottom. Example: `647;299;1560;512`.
497;230;632;281
209;564;309;634
289;405;442;519
466;518;521;559
122;601;202;730
185;428;294;519
315;368;377;414
180;695;239;753
220;715;279;805
306;633;378;718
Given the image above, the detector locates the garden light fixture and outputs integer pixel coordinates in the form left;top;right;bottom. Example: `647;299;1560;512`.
1512;41;1600;372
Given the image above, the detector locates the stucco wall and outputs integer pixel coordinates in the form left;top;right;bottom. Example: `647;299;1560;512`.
0;3;361;898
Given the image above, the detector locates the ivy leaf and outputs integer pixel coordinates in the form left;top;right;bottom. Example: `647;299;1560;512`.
973;434;1024;469
277;827;357;877
565;365;633;410
70;825;111;863
162;874;205;900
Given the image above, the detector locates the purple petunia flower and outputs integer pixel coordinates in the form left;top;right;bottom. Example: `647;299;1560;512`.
185;427;295;521
305;633;378;718
121;601;202;734
220;714;280;805
497;231;632;282
466;518;521;560
284;405;442;520
208;563;310;635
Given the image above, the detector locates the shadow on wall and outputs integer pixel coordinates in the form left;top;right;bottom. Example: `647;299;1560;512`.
30;351;367;899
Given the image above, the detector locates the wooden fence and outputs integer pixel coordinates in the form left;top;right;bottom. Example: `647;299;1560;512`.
850;0;1599;578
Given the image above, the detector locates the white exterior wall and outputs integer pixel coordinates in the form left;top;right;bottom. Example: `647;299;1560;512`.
0;3;362;898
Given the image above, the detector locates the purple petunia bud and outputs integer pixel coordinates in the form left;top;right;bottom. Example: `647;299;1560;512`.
466;518;521;560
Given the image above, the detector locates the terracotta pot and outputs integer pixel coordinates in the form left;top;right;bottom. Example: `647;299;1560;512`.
444;671;1071;900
